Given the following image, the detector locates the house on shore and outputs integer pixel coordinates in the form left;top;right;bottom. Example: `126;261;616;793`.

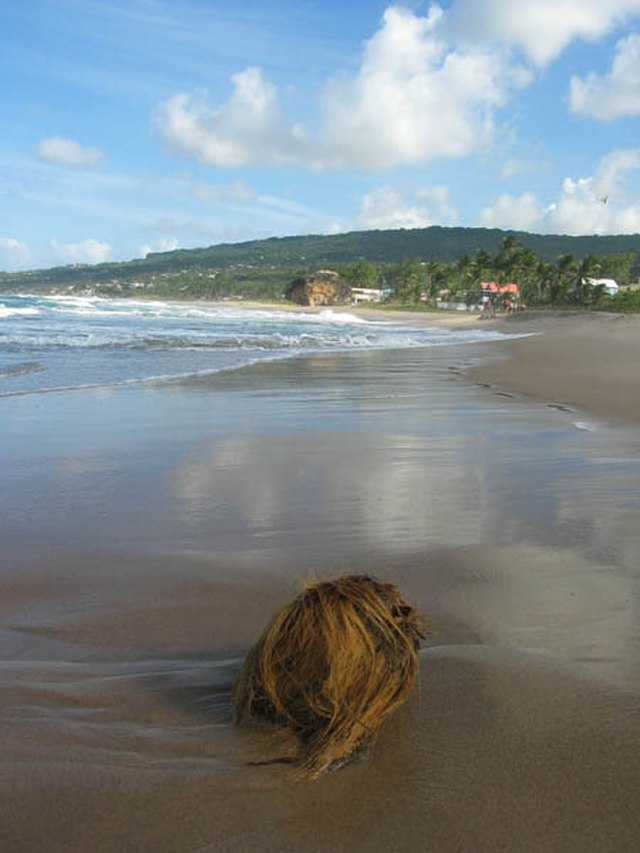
480;281;522;312
351;287;391;305
583;277;619;296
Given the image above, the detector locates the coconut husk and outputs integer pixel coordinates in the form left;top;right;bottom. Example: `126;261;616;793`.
233;575;424;777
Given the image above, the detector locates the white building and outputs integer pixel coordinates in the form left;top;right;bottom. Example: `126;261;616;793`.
351;287;384;304
583;277;619;296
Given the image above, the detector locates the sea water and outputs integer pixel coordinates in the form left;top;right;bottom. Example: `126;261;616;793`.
0;293;515;396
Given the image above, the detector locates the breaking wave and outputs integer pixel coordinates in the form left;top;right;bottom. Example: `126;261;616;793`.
0;293;522;396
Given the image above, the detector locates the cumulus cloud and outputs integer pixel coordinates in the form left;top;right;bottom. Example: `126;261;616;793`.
51;238;111;264
156;67;308;167
139;238;180;257
593;148;640;196
156;6;525;171
36;136;103;167
320;6;520;169
570;33;640;118
353;184;457;230
478;192;546;231
446;0;640;66
153;3;640;175
414;184;457;212
479;149;640;234
323;221;344;235
0;237;31;270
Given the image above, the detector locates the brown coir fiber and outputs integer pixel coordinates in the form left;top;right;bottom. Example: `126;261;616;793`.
233;575;424;777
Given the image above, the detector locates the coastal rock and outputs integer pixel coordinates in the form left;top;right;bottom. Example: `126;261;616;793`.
284;270;350;306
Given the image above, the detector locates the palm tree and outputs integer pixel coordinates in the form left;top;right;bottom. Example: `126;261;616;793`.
530;259;557;305
389;259;426;304
574;254;602;305
423;259;444;301
555;253;579;304
453;254;477;298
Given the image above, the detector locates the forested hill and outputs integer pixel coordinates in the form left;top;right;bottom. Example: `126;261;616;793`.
3;225;640;293
136;226;640;268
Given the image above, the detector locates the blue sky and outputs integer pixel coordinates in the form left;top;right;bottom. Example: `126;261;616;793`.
3;0;640;271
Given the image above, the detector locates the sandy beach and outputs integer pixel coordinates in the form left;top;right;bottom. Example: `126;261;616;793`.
2;307;640;851
466;310;640;427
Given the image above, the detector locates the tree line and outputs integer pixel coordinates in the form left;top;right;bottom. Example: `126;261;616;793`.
338;237;639;310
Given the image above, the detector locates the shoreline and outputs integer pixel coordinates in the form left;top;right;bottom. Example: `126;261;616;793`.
209;297;495;329
207;300;640;427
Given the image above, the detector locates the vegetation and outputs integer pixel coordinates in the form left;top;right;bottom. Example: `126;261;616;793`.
341;238;638;311
1;225;639;310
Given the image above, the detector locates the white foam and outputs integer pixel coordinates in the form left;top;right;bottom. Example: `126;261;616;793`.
0;305;40;318
316;310;371;325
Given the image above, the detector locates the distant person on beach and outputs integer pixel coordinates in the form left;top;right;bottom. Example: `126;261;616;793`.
481;294;494;319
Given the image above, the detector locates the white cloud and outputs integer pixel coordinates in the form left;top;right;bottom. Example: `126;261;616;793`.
570;33;640;118
353;184;457;230
545;176;634;234
321;6;520;169
593;148;640;196
479;149;640;234
156;67;308;167
0;237;31;270
478;192;546;231
36;136;103;167
139;238;180;257
414;184;456;210
157;237;180;252
446;0;640;66
51;238;111;264
323;221;344;235
156;6;524;171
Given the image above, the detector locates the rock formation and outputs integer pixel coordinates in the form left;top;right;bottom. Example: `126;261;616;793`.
284;270;350;306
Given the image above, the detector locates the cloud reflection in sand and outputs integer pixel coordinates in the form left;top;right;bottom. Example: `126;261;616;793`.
173;416;640;688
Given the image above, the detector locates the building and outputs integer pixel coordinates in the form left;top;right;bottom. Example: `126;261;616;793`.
583;277;619;297
351;287;384;304
481;281;521;312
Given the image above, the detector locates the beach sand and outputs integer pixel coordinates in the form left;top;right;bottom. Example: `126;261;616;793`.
2;310;640;851
467;310;640;426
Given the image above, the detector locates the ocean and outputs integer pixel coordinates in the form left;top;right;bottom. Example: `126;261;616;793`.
0;293;516;396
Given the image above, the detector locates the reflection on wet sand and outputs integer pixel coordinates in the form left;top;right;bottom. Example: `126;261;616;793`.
1;347;640;850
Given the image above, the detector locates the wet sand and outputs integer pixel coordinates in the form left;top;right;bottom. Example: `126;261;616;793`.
464;310;640;427
2;319;640;851
222;303;640;425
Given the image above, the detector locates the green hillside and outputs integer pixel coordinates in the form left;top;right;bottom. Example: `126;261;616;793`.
1;226;639;309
